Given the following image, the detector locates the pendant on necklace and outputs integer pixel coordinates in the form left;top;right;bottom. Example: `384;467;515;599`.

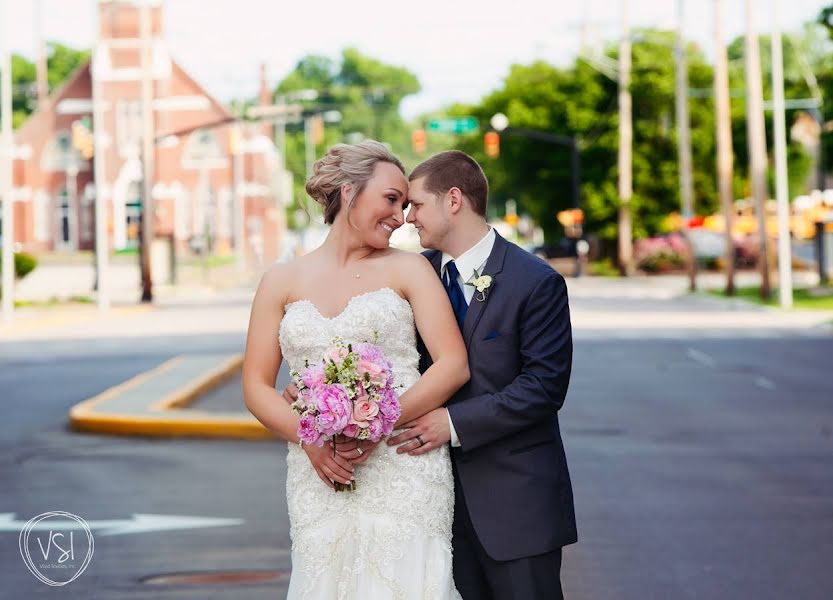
355;274;361;279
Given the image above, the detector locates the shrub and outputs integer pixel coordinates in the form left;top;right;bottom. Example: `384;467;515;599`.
0;251;38;279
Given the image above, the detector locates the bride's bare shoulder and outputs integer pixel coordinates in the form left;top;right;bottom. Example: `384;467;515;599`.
380;249;437;290
380;247;431;268
256;258;306;305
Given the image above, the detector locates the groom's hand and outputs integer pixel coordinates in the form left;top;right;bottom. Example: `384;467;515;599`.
387;408;451;456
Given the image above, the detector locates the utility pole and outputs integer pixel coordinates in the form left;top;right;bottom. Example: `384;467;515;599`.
34;0;49;109
744;0;772;299
617;0;634;276
675;0;697;291
1;0;14;323
0;0;15;323
714;0;736;296
139;0;154;302
92;3;109;311
770;0;793;308
231;124;246;273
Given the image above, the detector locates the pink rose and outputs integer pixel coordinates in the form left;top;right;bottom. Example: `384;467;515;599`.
357;359;388;387
328;347;348;363
353;398;379;423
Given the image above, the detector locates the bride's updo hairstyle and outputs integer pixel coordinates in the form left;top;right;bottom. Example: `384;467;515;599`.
305;140;405;225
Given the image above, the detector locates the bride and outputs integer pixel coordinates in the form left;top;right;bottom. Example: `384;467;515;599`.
243;140;469;599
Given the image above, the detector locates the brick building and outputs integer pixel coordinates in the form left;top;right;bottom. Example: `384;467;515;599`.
9;0;288;266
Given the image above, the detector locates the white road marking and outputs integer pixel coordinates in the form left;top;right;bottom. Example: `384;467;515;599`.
754;376;776;391
686;348;716;368
0;513;244;536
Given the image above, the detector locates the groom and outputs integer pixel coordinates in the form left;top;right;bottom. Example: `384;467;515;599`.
389;150;576;599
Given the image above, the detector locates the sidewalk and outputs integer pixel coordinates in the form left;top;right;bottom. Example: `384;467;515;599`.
566;274;833;337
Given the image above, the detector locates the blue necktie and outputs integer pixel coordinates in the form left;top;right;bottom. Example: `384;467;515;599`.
444;261;468;331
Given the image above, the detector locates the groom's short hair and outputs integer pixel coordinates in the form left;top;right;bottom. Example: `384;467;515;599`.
409;151;488;217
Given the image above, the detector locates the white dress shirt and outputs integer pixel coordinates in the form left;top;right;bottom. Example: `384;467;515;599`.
440;227;496;447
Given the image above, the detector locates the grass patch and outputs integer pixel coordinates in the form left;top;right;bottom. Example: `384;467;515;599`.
14;295;95;308
589;258;621;277
179;254;236;269
708;286;833;310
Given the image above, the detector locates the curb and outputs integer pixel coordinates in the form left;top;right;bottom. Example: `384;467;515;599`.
69;354;273;440
0;304;154;338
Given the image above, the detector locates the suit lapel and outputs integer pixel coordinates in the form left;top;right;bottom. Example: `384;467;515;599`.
462;233;507;348
427;250;442;279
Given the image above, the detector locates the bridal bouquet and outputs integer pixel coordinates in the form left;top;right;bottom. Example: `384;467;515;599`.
290;336;401;491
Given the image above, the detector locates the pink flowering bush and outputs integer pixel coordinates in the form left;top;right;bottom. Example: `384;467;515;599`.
634;233;690;273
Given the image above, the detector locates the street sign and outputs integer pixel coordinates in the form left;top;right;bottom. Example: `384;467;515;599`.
427;117;478;134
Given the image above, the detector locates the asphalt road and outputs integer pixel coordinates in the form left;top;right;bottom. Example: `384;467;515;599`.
2;329;832;598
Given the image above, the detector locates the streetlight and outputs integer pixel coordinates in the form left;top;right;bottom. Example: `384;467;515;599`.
490;113;509;132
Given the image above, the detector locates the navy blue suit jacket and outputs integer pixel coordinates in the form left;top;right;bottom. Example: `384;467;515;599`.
421;233;577;561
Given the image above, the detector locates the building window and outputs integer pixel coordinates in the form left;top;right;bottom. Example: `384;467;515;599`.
55;186;72;248
41;131;87;173
116;100;142;157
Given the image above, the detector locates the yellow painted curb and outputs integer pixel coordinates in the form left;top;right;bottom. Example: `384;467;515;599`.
70;411;272;440
69;353;273;440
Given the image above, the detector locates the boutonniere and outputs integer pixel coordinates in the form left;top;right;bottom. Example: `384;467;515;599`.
465;270;493;302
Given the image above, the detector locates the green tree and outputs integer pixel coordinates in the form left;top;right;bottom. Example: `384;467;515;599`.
445;27;817;243
449;30;717;242
10;42;90;128
273;49;420;224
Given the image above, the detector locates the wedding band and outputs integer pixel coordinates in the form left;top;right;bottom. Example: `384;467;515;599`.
416;435;425;447
356;447;364;456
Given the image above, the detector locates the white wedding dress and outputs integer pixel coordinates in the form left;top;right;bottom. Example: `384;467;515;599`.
279;287;460;600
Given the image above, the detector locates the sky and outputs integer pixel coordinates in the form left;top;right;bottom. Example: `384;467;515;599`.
4;0;830;119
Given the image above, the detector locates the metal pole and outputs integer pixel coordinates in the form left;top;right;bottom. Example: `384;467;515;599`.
617;0;634;276
91;9;109;311
304;116;315;181
744;0;772;299
232;124;246;272
676;0;698;292
139;0;154;302
570;140;581;209
1;0;14;323
770;0;793;308
34;0;49;109
714;0;736;296
67;165;79;251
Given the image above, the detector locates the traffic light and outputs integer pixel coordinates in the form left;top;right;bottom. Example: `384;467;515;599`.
71;118;94;160
310;115;325;145
484;131;499;158
412;129;426;155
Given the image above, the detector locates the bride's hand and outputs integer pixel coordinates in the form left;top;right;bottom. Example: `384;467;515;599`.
336;438;382;465
282;384;299;405
303;442;355;490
